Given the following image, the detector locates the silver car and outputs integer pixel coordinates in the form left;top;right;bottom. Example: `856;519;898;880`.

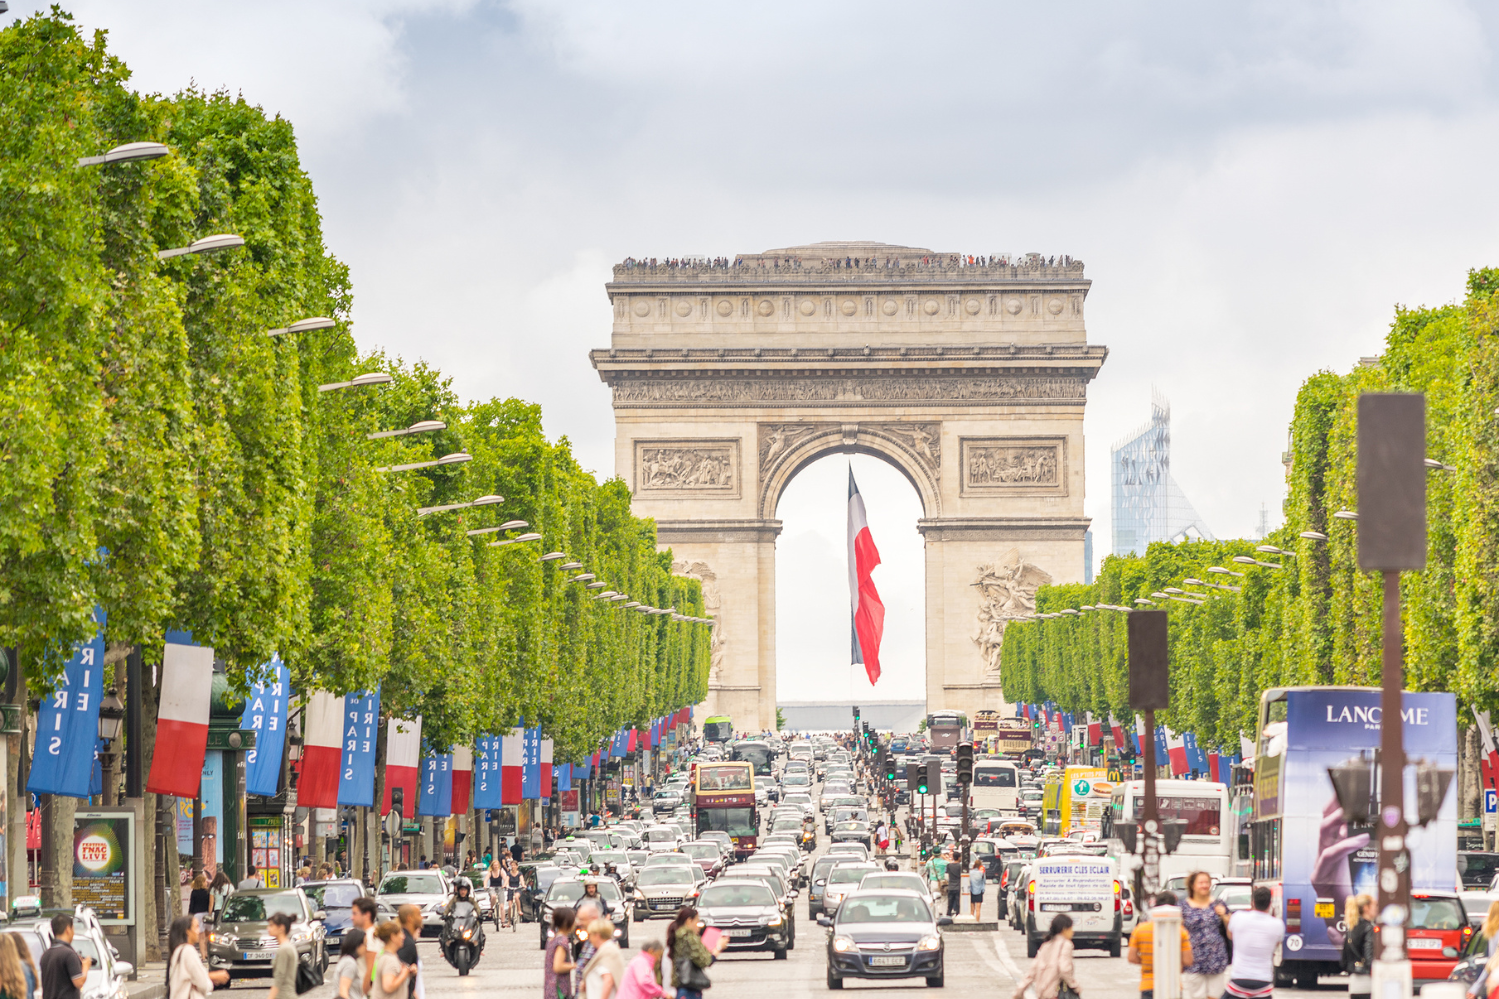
377;870;451;935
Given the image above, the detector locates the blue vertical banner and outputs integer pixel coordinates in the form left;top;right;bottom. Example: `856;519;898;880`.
557;763;572;793
575;756;590;780
418;753;453;816
1183;732;1208;776
338;688;381;806
28;607;106;798
521;727;542;799
472;736;503;810
1154;725;1169;761
240;656;291;797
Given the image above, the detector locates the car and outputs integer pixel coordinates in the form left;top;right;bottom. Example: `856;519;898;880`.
376;869;452;935
517;862;573;922
826;843;870;864
299;879;374;950
1462;852;1499;890
831;822;874;851
642;825;687;853
1459;891;1499;928
698;830;734;857
588;850;639;889
781;792;814;815
996;860;1027;915
644;851;695;868
857;872;933;900
1210;878;1255;914
1448;919;1492;989
653;789;684;814
821;862;881;915
13;908;135;999
717;867;797;949
1007;865;1034;930
538;877;630;949
820;889;949;989
1407;892;1470;984
206;888;329;979
807;855;851;918
633;864;702;919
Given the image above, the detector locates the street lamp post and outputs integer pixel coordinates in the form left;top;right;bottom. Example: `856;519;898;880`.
98;689;124;806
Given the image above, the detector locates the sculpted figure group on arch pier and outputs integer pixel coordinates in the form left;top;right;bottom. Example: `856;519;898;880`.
590;241;1107;733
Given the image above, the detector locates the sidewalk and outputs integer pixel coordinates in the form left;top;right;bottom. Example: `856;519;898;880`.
125;961;166;999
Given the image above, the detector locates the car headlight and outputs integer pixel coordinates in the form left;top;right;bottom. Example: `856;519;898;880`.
292;927;314;942
919;935;941;951
832;935;855;953
763;914;782;927
209;933;236;946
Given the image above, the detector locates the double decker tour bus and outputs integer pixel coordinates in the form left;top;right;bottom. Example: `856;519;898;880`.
729;739;776;779
1246;686;1456;990
925;711;971;752
691;760;758;860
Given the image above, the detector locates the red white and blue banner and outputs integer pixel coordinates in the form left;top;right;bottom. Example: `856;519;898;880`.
540;738;553;802
297;692;344;809
240;657;290;798
1166;729;1188;775
452;746;473;814
338;689;380;807
381;715;421;815
847;468;885;685
521;726;542;798
418;752;453;816
28;607;107;799
472;736;502;809
557;763;572;793
501;729;524;804
147;630;214;797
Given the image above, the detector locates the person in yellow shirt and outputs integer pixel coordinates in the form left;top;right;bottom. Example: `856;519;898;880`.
1128;891;1194;999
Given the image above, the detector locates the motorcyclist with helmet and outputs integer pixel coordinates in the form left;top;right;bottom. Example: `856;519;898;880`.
439;876;487;972
580;879;613;916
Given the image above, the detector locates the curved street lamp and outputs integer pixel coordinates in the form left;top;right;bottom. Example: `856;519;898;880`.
489;533;541;548
77;141;170;167
157;233;245;261
380;451;471;473
417;493;502;517
319;372;394;393
267;316;337;337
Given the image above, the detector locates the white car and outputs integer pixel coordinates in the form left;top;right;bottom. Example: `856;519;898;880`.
377;870;451;934
632;865;702;920
642;825;686;853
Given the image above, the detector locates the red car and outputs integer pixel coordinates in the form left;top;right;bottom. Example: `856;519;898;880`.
1407;893;1473;983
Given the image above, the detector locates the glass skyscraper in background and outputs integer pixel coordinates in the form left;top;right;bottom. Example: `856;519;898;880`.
1111;392;1213;556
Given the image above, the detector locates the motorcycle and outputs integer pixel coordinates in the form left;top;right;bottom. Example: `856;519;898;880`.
800;824;816;852
440;899;486;976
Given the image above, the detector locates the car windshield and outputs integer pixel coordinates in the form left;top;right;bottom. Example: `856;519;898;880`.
655;791;677;800
534;867;567;891
380;874;445;895
222;893;303;922
1410;897;1465;931
860;875;924;892
781;775;809;785
683;844;718;859
834;822;867;833
639;868;696;886
699;884;776;907
829;866;876;884
645;828;678;842
739;873;786;895
593;851;628;865
1460;854;1499;887
1216;886;1253;909
971;841;996;856
547;881;623;902
302;883;363;909
943;805;964;817
839;895;933;924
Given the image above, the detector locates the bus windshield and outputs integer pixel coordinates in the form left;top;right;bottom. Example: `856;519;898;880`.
697;764;753;791
974;766;1017;787
729;744;774;776
1130;795;1223;836
697;808;755;837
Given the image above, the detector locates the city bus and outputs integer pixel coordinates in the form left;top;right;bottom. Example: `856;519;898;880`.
1040;766;1109;835
691;760;757;860
925;711;970;751
702;716;734;743
970;759;1021;813
728;739;776;778
1248;686;1456;989
1102;779;1231;884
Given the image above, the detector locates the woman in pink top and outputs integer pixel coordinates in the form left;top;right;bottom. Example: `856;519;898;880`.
617;942;671;999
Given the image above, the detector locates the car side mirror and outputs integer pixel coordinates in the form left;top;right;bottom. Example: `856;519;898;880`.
937;917;954;927
115;962;134;979
816;915;832;927
314;910;327;922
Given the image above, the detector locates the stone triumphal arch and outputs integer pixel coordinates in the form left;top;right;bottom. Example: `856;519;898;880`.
590;242;1107;733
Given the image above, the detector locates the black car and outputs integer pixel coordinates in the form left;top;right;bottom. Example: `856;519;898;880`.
299;879;373;951
697;880;791;959
538;878;630;949
820;889;950;989
518;863;575;923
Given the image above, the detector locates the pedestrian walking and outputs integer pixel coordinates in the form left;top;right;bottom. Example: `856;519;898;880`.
0;935;30;999
40;914;91;999
1345;894;1376;999
578;919;624;999
264;913;298;999
544;908;578;999
237;864;263;890
668;907;724;999
946;855;962;917
969;859;987;921
617;942;671;999
1011;914;1080;999
396;906;423;999
369;922;414;999
167;915;230;999
332;929;366;999
1128;891;1193;999
1224;887;1284;999
9;932;38;999
1180;872;1230;999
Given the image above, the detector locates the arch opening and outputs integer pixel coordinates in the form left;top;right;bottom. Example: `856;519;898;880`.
774;452;926;715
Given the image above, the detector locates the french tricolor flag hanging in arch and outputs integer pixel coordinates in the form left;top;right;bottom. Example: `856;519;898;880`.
847;468;885;685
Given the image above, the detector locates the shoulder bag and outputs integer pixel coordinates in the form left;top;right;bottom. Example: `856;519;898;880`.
294;951;324;995
674;951;711;992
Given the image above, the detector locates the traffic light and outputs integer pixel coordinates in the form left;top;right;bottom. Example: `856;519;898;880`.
852;705;861;729
905;763;919;791
915;764;930;795
884;754;898;782
390;787;405;818
956;743;974;785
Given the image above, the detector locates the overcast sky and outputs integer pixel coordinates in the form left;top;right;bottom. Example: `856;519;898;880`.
28;1;1499;703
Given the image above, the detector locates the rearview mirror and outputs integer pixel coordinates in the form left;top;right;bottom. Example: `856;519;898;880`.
816;915;831;927
313;910;327;922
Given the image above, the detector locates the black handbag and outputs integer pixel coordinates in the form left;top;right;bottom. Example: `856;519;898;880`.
294;955;324;995
675;952;712;992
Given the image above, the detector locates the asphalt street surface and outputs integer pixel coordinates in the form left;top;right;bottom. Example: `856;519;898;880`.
223;790;1338;999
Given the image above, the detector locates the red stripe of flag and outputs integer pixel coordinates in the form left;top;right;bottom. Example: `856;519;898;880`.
381;717;422;816
501;730;524;805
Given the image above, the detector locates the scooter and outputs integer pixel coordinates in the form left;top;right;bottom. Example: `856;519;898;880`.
440;900;486;976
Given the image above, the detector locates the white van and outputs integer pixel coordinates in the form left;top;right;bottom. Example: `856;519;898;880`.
1024;852;1122;958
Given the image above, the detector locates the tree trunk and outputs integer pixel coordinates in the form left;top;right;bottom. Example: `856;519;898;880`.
8;669;27;907
137;660;161;961
370;716;387;883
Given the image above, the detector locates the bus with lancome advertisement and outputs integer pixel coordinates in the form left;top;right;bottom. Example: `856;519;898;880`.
1248;686;1457;989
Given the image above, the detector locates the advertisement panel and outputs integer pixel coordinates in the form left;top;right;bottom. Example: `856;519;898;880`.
73;810;134;923
1270;689;1456;966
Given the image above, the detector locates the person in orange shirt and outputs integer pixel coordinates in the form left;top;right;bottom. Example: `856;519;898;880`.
1128;891;1194;999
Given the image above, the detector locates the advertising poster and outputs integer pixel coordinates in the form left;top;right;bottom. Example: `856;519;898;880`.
1269;689;1456;966
73;812;132;922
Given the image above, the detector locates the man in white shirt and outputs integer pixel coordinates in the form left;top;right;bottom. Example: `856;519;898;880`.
1224;886;1286;999
237;864;264;890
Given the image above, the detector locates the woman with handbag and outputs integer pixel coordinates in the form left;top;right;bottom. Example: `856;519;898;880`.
1011;914;1081;999
667;907;725;999
545;908;579;999
167;915;230;999
1180;872;1230;999
1343;894;1376;999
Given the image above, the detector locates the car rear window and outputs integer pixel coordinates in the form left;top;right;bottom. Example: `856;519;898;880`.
1460;853;1499;887
1410;897;1466;931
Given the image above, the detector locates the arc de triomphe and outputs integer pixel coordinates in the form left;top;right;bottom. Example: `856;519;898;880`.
590;242;1107;733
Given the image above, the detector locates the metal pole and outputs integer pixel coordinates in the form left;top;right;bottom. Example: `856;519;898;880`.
125;647;143;799
1142;707;1160;897
1377;570;1410;939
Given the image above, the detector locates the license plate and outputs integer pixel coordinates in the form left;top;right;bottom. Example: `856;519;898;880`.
869;956;906;967
726;928;753;938
1314;902;1335;919
1408;938;1442;950
1041;903;1091;912
241;952;261;960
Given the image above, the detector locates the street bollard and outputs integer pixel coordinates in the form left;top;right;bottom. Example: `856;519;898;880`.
1151;904;1183;999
